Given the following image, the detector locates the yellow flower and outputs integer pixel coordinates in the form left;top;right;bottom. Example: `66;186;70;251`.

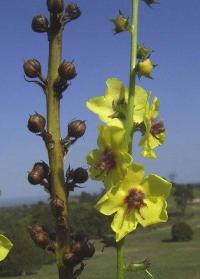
86;78;148;128
96;163;171;241
87;125;132;189
0;234;13;261
139;96;165;159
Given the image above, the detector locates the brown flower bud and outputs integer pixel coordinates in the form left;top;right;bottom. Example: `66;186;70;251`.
29;225;50;249
28;170;44;185
81;241;95;258
31;14;49;33
31;224;44;233
63;252;80;266
68;120;86;138
47;0;64;13
50;197;64;215
23;59;41;78
65;3;81;20
58;61;77;81
72;168;88;184
27;113;46;133
33;161;49;178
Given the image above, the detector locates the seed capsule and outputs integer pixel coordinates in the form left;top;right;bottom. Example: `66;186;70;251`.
72;168;88;184
82;241;95;258
58;61;77;81
28;170;44;185
65;3;81;20
50;197;64;215
29;225;50;249
68;120;86;138
31;14;49;33
33;161;49;178
27;113;46;133
47;0;64;13
23;59;41;78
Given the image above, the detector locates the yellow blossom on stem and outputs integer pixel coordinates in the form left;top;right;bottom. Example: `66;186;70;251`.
87;125;132;189
0;234;13;261
96;163;171;241
87;78;148;127
139;96;165;159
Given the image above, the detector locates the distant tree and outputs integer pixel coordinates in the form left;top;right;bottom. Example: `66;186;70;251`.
173;184;193;217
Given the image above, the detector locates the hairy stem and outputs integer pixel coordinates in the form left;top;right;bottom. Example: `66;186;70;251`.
116;1;139;279
47;16;73;279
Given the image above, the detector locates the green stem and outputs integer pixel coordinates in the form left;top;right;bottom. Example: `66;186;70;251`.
126;0;139;152
47;17;73;279
117;239;125;279
116;1;139;279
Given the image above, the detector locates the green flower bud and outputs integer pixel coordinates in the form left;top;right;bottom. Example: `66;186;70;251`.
137;44;153;60
111;10;130;34
47;0;64;13
137;58;156;79
31;14;49;33
23;59;41;78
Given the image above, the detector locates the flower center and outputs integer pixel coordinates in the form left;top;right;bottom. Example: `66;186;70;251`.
124;188;146;211
97;149;116;172
150;118;165;137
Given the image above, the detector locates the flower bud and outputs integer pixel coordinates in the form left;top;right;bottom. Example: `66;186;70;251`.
137;44;153;60
58;61;77;81
65;3;81;20
33;161;49;179
50;197;64;215
111;10;130;34
31;14;49;33
47;0;64;13
23;59;41;78
68;120;86;138
29;225;50;249
27;113;46;133
63;252;80;266
72;168;88;184
142;0;159;7
137;58;156;79
81;241;95;258
28;170;44;185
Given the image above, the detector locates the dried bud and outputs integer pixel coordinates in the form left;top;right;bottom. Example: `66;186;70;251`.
72;168;88;184
142;0;159;7
58;61;77;81
50;197;64;215
23;59;41;78
33;161;49;178
31;14;49;33
31;224;44;233
82;241;95;258
68;120;86;138
65;3;81;20
29;225;50;249
47;0;64;13
28;170;44;185
63;252;80;266
111;10;130;34
28;113;46;133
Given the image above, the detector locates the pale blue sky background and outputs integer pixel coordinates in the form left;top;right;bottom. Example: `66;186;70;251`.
0;0;200;201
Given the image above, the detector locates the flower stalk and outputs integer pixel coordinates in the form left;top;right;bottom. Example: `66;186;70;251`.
117;1;139;279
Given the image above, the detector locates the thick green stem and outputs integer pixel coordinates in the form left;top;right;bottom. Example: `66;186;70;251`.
47;17;73;279
116;1;139;279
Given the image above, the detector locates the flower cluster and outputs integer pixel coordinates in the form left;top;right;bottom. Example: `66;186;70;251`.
86;78;171;241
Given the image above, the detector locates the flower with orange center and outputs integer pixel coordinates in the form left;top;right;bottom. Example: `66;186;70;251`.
87;125;132;189
96;163;171;241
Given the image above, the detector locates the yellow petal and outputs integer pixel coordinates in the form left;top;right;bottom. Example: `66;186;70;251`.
111;208;138;242
105;78;125;101
0;234;13;261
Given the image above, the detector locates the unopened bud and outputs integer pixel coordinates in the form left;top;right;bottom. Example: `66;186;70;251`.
142;0;159;7
50;197;64;215
23;59;41;78
72;168;88;184
65;3;81;20
28;113;46;134
58;61;77;81
137;58;156;79
111;10;130;34
68;120;86;138
47;0;64;13
137;44;153;60
32;14;49;33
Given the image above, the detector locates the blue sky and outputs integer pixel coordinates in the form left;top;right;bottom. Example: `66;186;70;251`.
0;0;200;201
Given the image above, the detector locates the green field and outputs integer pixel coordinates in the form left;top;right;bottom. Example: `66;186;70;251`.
1;201;200;279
